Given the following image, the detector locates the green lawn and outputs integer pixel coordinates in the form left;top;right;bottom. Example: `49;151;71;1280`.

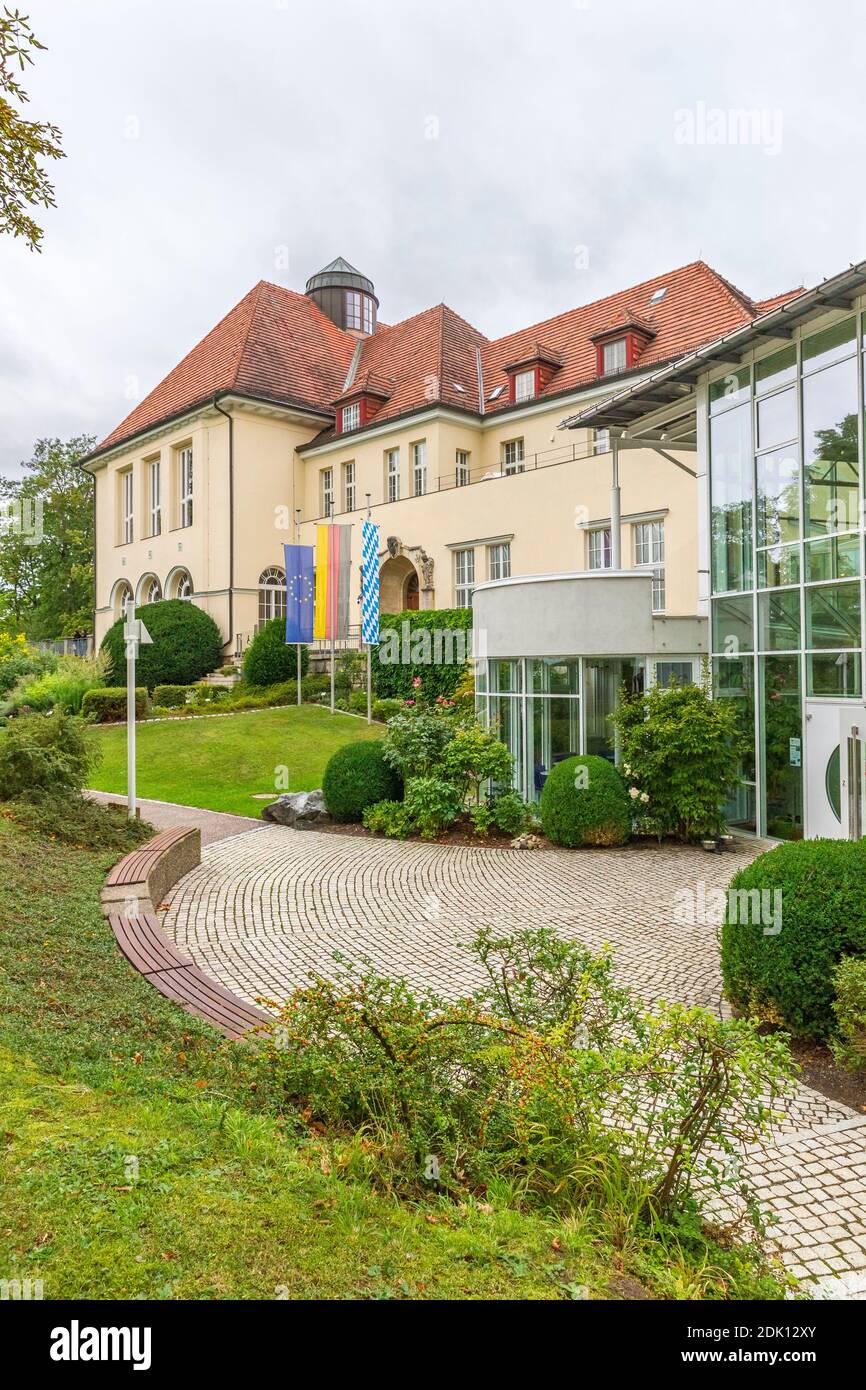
88;704;382;814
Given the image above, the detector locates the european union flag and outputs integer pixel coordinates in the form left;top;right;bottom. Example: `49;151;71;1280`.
283;543;315;643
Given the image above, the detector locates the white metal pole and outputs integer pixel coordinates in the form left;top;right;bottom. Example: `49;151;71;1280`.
610;436;622;569
330;526;336;714
297;642;302;706
125;607;137;821
366;642;372;724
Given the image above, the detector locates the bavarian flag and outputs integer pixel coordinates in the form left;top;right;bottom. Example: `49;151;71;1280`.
314;524;352;640
283;543;315;644
361;518;380;644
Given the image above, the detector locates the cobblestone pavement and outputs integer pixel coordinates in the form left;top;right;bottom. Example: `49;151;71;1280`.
161;825;866;1294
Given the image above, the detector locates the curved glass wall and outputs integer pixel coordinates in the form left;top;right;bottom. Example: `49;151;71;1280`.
708;317;865;840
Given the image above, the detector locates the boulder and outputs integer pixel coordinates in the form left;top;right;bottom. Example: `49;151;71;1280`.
262;789;330;827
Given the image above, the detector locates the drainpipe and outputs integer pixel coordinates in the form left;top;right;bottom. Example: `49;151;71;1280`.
212;395;234;653
610;435;622;569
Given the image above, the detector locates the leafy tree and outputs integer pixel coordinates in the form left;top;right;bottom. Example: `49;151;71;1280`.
0;7;64;251
0;435;95;638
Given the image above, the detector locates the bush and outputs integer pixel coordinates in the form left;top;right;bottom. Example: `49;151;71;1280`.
0;710;97;800
243;620;309;688
441;722;512;804
153;684;195;708
4;652;108;716
3;793;155;851
362;799;414;838
372;697;403;723
490;789;531;837
381;708;456;780
253;927;794;1227
539;755;630;848
322;741;402;823
403;775;462;838
611;677;741;842
720;840;866;1039
373;609;472;702
101;600;223;691
831;957;866;1070
82;686;148;722
0;633;55;696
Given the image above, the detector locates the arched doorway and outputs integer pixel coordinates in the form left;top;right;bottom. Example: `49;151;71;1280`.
379;555;419;614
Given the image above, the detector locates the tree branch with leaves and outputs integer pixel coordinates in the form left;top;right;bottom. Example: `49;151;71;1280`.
0;7;64;251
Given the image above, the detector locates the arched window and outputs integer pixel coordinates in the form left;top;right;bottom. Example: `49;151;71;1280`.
143;577;162;605
113;580;133;619
258;567;286;623
172;569;193;600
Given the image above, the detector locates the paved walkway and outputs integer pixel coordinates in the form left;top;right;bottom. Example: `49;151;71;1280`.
86;791;265;847
160;824;866;1293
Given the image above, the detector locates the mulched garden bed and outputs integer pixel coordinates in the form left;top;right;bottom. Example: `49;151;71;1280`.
788;1037;866;1114
311;819;544;849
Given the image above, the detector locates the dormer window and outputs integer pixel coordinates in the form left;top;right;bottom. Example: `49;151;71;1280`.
602;338;627;375
514;369;536;403
341;401;360;432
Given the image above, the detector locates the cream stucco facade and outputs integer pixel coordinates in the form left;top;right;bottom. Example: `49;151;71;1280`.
86;381;699;656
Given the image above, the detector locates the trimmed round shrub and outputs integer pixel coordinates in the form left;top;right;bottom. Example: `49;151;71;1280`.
243;620;309;688
322;741;402;823
82;686;148;722
539;755;630;848
101;600;223;692
721;840;866;1040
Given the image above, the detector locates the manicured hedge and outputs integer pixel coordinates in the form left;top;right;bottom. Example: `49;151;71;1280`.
322;741;403;822
243;620;309;688
539;755;630;848
101;600;223;692
82;686;148;722
373;609;472;702
153;684;194;708
721;840;866;1040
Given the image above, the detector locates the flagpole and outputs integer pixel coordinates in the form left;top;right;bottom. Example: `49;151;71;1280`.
295;509;302;707
365;494;372;725
329;522;336;715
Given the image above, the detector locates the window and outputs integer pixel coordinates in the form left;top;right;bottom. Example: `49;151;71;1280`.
454;548;475;608
488;542;511;580
179;446;193;528
148;458;161;537
342;461;356;513
649;286;668;304
321;467;334;517
341;401;360;433
456;449;470;486
634;519;665;612
174;570;193;600
120;468;133;544
488;385;506;401
114;579;133;619
602;338;627;375
502;439;524;475
345;291;362;331
656;660;693;688
587;527;611;570
514;369;535;403
386;448;400;502
412;441;427;496
592;428;610;455
143;576;162;605
258;567;286;624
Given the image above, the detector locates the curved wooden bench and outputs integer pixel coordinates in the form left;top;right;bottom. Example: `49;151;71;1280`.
103;827;270;1041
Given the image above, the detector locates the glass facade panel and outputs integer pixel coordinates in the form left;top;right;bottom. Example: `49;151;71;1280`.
802;316;857;373
712;593;754;654
710;403;753;592
760;655;803;840
758;543;800;588
584;659;638;759
802;356;859;535
804;533;860;583
755;345;796;395
756;445;800;546
756;387;797;451
758;589;800;651
713;655;756;829
709;365;751;413
805;581;861;648
528;696;581;796
489;658;522;693
490;695;522;792
807;652;862;698
530;658;580;695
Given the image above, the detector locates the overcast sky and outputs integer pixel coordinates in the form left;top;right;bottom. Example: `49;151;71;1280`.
2;0;864;477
